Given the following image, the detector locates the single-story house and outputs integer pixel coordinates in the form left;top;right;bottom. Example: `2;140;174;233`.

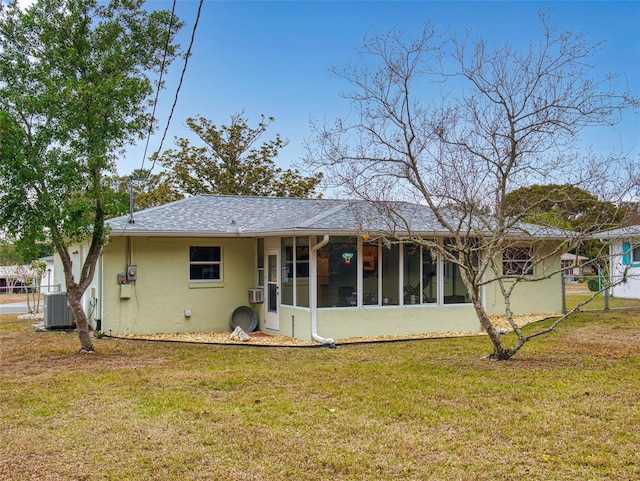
0;257;55;294
39;256;55;293
1;264;35;293
560;253;596;282
0;265;23;293
594;225;640;300
55;195;566;342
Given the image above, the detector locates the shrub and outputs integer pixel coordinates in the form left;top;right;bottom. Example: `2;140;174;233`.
587;278;600;292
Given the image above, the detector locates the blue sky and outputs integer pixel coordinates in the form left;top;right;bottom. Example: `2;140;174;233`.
122;0;640;179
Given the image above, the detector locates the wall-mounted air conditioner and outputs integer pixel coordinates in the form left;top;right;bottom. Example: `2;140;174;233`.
248;288;264;303
43;292;75;329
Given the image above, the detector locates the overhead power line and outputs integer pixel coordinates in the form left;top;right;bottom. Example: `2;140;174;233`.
139;0;178;174
141;0;204;179
127;0;204;227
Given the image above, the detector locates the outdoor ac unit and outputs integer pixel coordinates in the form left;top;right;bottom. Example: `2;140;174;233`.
43;292;75;329
248;288;264;303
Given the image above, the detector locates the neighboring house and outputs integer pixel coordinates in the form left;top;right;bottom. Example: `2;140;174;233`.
0;257;54;294
560;253;596;282
0;264;34;293
55;195;566;342
594;225;640;300
40;256;55;293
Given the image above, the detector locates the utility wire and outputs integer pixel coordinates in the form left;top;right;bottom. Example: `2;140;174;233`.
142;0;204;180
139;0;178;175
127;0;202;229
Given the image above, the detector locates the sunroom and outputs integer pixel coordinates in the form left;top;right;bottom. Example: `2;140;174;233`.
262;233;481;343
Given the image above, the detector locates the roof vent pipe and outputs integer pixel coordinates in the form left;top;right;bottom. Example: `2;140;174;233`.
310;235;335;345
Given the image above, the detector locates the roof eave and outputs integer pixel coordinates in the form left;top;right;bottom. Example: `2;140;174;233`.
109;227;570;240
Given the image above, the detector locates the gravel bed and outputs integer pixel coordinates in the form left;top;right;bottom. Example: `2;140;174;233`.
115;313;557;347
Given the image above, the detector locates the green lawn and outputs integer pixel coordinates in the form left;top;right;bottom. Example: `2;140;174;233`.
1;310;638;480
565;292;640;311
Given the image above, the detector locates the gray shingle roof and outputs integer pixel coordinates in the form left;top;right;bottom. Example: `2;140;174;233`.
107;194;569;239
107;195;436;236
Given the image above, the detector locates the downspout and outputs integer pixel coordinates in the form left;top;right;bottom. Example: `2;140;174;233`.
310;235;335;345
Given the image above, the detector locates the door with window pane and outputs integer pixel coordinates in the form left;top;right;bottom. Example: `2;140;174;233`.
265;249;279;330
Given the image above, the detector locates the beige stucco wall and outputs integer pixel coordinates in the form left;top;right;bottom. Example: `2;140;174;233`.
276;304;480;342
484;274;563;316
61;235;565;339
317;304;481;340
484;244;563;316
274;306;312;340
100;236;258;335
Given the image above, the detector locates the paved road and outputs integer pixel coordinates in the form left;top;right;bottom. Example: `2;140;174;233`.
0;302;29;314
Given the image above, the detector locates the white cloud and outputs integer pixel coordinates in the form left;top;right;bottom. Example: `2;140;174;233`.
1;0;38;10
18;0;37;8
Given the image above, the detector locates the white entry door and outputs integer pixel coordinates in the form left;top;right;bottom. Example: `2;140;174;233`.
265;249;279;330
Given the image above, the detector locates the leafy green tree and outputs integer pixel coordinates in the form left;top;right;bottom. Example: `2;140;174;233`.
0;237;53;265
505;184;623;262
159;113;323;198
134;174;184;208
0;0;182;352
505;184;623;232
0;240;25;266
105;169;184;215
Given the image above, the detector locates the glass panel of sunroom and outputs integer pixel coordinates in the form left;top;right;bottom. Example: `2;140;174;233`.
256;238;264;287
382;243;400;305
317;236;358;308
403;244;421;305
443;261;471;304
422;249;437;303
296;237;310;307
281;237;294;305
362;241;378;305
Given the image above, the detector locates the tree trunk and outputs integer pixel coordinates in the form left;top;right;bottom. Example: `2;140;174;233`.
474;307;508;359
67;289;94;352
469;294;511;360
55;235;98;353
458;262;514;361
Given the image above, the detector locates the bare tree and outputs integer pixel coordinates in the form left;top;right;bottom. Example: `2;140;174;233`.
307;14;639;359
22;261;47;314
3;265;19;294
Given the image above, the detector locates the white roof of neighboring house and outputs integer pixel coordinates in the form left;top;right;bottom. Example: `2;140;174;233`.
593;225;640;240
107;195;572;240
561;253;588;261
0;265;36;278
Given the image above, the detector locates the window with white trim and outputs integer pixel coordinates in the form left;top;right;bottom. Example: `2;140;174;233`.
189;246;222;281
502;247;534;276
256;238;265;287
632;244;640;263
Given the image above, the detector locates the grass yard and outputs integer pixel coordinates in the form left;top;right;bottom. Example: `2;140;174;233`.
565;292;640;311
1;310;638;481
0;292;44;305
